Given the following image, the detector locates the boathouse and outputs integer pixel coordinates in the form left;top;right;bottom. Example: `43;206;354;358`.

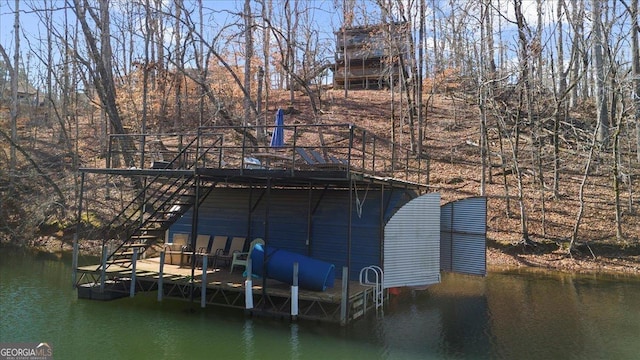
73;123;486;325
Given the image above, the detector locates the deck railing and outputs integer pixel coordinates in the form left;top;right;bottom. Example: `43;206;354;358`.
105;124;428;185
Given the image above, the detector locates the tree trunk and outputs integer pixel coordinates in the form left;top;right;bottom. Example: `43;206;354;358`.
73;0;136;168
553;0;568;198
10;0;19;181
260;0;272;139
629;0;640;163
417;0;425;157
592;0;609;143
612;98;623;241
479;0;489;196
569;125;600;253
243;0;253;127
173;0;183;130
513;0;532;244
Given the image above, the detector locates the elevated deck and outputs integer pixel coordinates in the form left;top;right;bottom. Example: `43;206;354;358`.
81;123;428;189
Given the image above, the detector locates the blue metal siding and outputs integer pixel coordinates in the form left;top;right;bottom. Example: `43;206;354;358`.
170;186;416;280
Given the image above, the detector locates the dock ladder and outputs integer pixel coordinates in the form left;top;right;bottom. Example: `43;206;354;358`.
359;265;384;310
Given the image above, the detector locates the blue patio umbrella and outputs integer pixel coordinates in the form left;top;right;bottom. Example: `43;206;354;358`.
270;108;285;148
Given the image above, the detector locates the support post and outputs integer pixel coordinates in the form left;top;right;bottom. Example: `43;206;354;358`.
291;262;299;320
340;266;349;325
245;256;253;309
72;240;79;288
201;255;207;308
72;172;84;288
130;248;138;297
100;245;107;293
158;251;165;301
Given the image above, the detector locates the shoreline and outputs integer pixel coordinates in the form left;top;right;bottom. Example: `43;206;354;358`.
4;236;640;278
486;246;640;276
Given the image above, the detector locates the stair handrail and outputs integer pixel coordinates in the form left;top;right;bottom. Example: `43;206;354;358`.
96;132;222;271
96;175;195;270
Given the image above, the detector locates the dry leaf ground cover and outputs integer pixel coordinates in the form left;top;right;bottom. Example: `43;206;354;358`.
5;88;639;275
271;89;640;275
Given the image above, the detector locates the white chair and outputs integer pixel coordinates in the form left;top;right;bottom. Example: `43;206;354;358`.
230;238;264;273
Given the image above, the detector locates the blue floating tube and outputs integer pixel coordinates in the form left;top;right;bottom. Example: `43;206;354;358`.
251;244;336;292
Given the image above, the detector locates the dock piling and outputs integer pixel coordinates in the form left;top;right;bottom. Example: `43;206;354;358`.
340;266;349;325
72;237;79;288
291;262;299;319
201;255;207;308
245;258;253;309
130;248;138;297
157;251;165;302
100;246;107;293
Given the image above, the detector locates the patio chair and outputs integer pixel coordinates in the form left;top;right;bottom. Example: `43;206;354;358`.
308;149;348;169
189;234;211;267
230;238;265;273
205;235;228;269
163;233;189;266
295;147;319;166
194;234;211;254
216;236;246;268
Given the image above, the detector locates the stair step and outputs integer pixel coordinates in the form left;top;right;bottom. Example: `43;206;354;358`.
115;251;135;257
145;219;171;223
129;235;157;240
109;259;131;265
140;227;165;232
168;201;194;205
157;208;186;214
122;243;149;248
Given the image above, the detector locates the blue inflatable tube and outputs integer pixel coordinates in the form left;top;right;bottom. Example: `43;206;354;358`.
250;244;335;292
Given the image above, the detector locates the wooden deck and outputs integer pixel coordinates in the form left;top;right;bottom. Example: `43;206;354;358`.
76;257;379;324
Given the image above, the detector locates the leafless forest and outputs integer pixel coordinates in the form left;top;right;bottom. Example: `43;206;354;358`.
0;0;639;260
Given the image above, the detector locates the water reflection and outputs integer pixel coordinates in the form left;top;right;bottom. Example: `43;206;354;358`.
1;247;639;360
289;323;300;360
243;319;254;360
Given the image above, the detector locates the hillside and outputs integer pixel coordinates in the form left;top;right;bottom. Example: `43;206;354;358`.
2;88;639;275
244;88;640;274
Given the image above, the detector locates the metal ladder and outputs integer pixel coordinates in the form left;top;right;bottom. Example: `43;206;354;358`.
359;265;384;310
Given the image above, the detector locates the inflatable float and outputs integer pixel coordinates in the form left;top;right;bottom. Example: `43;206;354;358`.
250;244;336;292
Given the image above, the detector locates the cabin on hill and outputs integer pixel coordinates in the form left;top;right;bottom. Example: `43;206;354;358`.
0;79;38;106
334;22;409;90
73;122;486;325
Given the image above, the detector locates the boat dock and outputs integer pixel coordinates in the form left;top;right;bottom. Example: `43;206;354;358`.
75;254;381;325
72;123;432;325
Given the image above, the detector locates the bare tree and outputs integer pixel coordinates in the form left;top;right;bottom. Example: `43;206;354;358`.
512;0;532;245
243;0;253;127
592;0;610;143
620;0;640;162
72;0;136;168
10;0;19;180
569;124;599;256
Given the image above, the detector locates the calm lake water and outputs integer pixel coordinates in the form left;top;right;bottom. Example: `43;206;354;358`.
1;246;639;360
